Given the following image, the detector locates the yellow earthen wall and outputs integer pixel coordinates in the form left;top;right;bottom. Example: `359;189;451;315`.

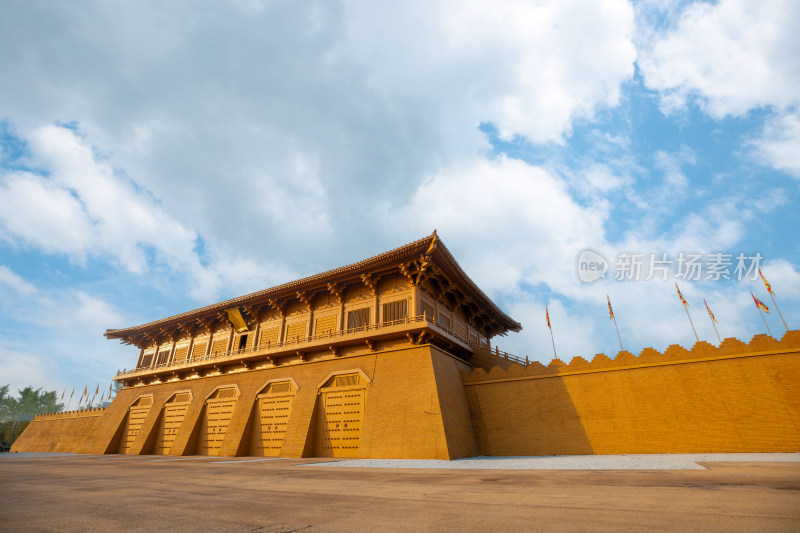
11;409;106;453
13;344;472;459
463;332;800;455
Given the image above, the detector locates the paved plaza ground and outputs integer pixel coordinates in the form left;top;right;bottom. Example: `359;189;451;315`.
1;453;799;532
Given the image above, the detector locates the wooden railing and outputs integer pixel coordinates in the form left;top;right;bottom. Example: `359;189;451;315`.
471;344;530;367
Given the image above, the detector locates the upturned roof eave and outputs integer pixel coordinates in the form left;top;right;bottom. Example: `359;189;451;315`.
105;231;521;339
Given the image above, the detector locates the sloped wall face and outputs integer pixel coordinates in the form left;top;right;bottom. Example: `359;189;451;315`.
463;333;800;455
11;410;105;453
12;344;473;459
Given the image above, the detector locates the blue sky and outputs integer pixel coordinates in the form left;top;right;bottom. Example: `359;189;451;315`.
1;0;798;396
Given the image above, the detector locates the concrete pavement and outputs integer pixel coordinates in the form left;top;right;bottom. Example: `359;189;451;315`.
1;453;798;532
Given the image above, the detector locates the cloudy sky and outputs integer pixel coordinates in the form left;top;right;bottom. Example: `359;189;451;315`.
1;0;798;396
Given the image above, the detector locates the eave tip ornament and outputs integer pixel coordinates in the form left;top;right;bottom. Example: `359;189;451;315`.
425;229;438;256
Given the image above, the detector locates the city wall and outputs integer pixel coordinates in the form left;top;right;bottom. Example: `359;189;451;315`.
12;344;476;459
463;331;800;455
11;408;106;453
13;332;800;458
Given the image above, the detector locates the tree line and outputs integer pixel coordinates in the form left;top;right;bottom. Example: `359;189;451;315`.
0;385;65;446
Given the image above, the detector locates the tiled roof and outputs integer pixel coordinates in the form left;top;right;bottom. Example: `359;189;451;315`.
105;231;521;338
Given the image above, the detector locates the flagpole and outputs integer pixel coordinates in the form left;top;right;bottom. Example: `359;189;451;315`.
684;305;699;343
612;315;623;351
704;299;721;344
607;295;623;351
675;283;699;343
760;269;789;333
546;306;557;359
757;305;772;337
710;315;721;343
768;292;789;333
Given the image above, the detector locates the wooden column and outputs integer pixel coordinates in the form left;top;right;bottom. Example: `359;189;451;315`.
278;312;286;343
168;340;177;364
186;336;195;362
252;320;261;351
225;328;234;354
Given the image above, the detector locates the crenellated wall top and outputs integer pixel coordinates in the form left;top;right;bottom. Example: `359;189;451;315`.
463;330;800;383
33;407;107;420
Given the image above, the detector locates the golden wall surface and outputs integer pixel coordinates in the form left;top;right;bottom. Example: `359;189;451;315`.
11;409;106;453
14;332;800;458
463;332;800;455
13;344;475;459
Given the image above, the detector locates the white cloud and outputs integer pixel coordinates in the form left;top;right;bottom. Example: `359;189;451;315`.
638;0;800;117
0;125;292;303
0;271;134;393
0;1;637;273
761;259;800;300
748;111;800;178
402;155;609;296
0;266;37;296
0;171;93;259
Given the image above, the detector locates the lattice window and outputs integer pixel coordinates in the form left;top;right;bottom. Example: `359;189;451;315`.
382;300;408;323
285;322;306;342
315;315;337;336
333;374;362;387
191;342;207;360
173;345;190;363
132;396;153;407
259;327;279;348
437;315;452;330
156;351;171;365
210;387;237;400
235;333;253;352
211;335;229;355
347;308;370;329
169;392;191;403
140;351;155;368
421;301;435;320
265;382;292;395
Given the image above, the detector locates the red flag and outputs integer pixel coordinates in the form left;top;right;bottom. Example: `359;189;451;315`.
704;299;717;323
759;269;773;295
60;389;65;400
545;306;551;329
607;295;614;320
675;282;688;308
94;384;99;395
752;292;770;313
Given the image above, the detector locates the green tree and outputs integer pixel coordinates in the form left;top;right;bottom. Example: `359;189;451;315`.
0;385;12;423
0;385;64;423
15;386;64;416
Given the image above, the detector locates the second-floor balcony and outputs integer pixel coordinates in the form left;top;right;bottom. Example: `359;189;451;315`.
114;314;488;381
